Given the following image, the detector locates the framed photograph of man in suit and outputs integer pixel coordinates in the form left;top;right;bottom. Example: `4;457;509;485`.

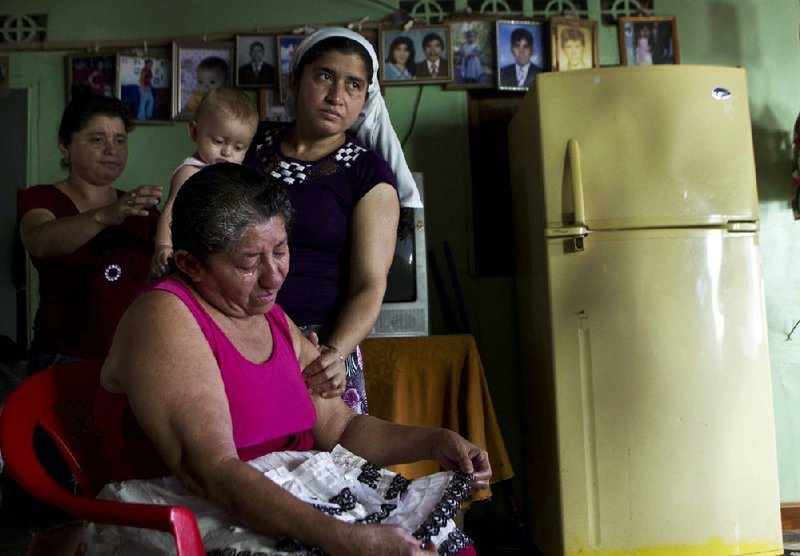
495;20;545;91
236;35;277;88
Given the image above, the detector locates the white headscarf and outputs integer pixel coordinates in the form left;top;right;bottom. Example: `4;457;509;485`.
288;27;423;208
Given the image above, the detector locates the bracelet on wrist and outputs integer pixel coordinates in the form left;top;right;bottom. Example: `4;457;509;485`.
322;344;345;362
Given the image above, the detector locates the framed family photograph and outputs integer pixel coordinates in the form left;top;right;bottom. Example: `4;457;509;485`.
447;19;495;89
618;15;680;66
379;26;451;84
550;17;598;71
236;35;277;88
65;53;116;100
172;41;234;120
116;54;171;123
495;20;545;91
277;35;305;103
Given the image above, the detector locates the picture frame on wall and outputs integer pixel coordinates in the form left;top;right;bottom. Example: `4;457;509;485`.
550;17;598;71
236;35;277;88
277;35;305;103
618;15;680;66
0;56;8;97
495;19;545;91
172;40;234;120
116;54;171;123
379;25;452;84
447;19;495;89
65;53;116;100
257;88;291;122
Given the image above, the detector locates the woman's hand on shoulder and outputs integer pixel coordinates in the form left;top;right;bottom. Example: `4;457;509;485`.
303;346;346;399
95;184;162;226
431;429;492;494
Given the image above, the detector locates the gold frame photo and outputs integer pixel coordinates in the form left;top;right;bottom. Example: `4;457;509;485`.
172;40;234;120
379;25;452;85
618;15;680;66
550;17;599;72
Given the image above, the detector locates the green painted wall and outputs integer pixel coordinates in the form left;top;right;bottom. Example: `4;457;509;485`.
4;0;800;503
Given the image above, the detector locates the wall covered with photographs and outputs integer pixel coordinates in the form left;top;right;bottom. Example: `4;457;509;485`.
2;0;800;505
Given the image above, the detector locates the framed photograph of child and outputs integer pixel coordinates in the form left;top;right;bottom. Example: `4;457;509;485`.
447;19;495;89
277;35;305;103
618;15;680;66
379;26;451;84
550;17;598;72
65;53;116;100
172;41;234;120
495;20;545;91
116;54;171;123
236;35;278;88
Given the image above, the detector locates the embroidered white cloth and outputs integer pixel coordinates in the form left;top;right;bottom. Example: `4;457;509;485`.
85;445;472;555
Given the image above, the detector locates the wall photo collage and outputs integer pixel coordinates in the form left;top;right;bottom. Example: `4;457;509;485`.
62;15;679;123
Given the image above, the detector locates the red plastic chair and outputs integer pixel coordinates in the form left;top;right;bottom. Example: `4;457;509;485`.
0;359;204;555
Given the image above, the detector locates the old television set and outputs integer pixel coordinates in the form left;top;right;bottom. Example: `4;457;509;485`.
369;172;429;337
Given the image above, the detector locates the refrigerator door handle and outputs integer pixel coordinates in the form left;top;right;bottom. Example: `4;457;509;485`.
568;138;586;226
726;221;758;233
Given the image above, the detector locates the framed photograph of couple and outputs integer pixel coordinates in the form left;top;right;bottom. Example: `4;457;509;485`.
495;20;545;91
116;54;171;123
447;19;495;89
379;26;452;84
550;17;598;72
618;15;680;66
236;35;277;88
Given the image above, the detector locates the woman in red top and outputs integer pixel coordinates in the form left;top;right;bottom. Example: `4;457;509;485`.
18;94;162;374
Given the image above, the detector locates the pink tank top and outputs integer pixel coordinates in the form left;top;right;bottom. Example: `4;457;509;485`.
95;278;316;481
153;278;316;460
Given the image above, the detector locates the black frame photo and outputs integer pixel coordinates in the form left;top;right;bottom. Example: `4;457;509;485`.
65;53;116;100
448;19;495;89
236;35;278;88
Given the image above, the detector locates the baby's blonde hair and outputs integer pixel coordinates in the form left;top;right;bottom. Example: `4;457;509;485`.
195;87;259;130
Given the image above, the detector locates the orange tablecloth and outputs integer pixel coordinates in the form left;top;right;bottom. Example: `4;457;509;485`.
362;334;514;501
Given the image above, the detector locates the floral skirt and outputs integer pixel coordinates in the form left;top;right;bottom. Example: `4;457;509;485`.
300;324;368;415
84;446;473;555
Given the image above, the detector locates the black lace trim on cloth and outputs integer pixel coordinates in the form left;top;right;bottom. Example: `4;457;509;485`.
386;473;412;499
312;487;357;515
357;461;381;488
412;472;474;545
207;549;279;556
356;503;397;524
272;539;325;555
438;529;472;555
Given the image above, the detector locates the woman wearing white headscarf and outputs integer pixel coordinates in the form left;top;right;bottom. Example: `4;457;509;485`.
245;27;419;416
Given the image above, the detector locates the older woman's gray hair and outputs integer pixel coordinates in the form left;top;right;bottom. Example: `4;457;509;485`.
171;162;294;265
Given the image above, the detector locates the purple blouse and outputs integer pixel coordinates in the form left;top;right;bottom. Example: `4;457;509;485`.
245;123;397;328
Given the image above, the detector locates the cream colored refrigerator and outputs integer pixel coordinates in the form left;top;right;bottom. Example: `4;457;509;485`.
508;65;782;556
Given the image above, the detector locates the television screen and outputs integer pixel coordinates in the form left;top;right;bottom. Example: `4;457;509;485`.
384;208;417;303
